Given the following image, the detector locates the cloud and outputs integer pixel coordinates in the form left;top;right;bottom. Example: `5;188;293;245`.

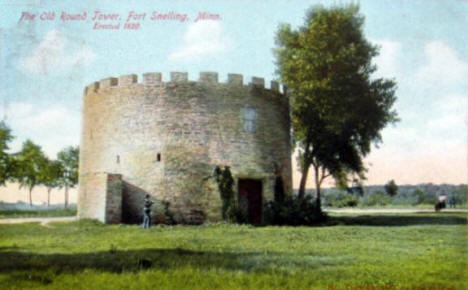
7;102;80;157
372;40;402;79
430;93;466;127
19;29;95;75
415;41;468;88
168;21;230;62
433;93;467;128
5;102;33;118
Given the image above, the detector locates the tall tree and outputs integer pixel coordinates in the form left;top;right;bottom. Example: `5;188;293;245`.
57;146;79;208
41;158;63;207
384;179;398;197
275;4;398;209
13;140;47;207
0;121;14;185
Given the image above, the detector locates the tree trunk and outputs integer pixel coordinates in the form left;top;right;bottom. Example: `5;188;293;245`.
47;188;51;207
65;185;69;209
29;187;33;207
298;162;311;199
313;165;322;211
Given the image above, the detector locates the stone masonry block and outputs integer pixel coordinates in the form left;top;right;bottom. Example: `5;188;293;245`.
199;72;218;84
270;81;280;92
100;77;118;88
119;74;138;86
227;74;243;85
170;72;188;82
85;82;100;95
251;77;265;88
143;72;162;85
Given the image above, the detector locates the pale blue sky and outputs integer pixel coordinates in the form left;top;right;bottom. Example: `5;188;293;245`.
0;0;466;187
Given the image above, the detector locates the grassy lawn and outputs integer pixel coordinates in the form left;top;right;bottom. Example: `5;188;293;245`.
0;208;77;219
0;213;466;289
326;204;468;210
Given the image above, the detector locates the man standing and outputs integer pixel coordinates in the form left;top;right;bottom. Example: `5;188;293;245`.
142;194;154;228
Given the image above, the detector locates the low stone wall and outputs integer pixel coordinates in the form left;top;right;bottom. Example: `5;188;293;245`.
78;172;122;223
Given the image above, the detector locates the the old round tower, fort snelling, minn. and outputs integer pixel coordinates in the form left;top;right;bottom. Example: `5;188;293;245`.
77;72;292;224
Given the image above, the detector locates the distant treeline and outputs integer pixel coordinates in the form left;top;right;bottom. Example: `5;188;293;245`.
298;183;467;208
0;201;77;211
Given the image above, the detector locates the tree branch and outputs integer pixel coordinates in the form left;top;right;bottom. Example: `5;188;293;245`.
318;166;331;186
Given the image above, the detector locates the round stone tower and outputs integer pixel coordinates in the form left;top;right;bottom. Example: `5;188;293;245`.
78;72;292;224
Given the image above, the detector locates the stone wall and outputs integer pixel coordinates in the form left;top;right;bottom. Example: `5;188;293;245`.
77;172;122;223
78;72;292;224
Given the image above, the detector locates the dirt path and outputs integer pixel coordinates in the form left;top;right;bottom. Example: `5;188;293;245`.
0;216;77;225
326;208;468;214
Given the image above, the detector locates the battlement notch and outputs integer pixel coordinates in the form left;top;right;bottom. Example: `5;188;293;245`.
199;72;218;84
170;72;188;82
143;72;163;86
100;77;118;88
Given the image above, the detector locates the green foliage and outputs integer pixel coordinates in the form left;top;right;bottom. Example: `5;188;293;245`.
225;203;248;224
412;189;425;205
41;159;63;188
264;195;327;225
0;121;13;186
214;166;235;221
41;158;64;206
412;189;438;206
162;201;176;225
57;146;79;188
453;186;467;205
275;4;398;205
360;191;391;207
320;185;467;208
57;146;79;208
384;179;398;197
324;190;358;207
11;140;48;206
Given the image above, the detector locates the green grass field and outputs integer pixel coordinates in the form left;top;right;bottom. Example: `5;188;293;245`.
0;208;77;219
0;213;466;289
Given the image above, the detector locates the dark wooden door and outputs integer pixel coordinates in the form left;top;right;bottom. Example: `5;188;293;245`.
238;179;263;225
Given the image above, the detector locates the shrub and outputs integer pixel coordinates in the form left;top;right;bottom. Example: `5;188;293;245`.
323;190;358;208
226;203;248;224
214;166;235;220
391;191;418;206
343;195;358;207
412;189;438;205
264;195;327;226
153;201;176;225
360;191;391;207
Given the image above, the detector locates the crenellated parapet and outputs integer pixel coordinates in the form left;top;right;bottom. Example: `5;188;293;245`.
84;72;285;96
